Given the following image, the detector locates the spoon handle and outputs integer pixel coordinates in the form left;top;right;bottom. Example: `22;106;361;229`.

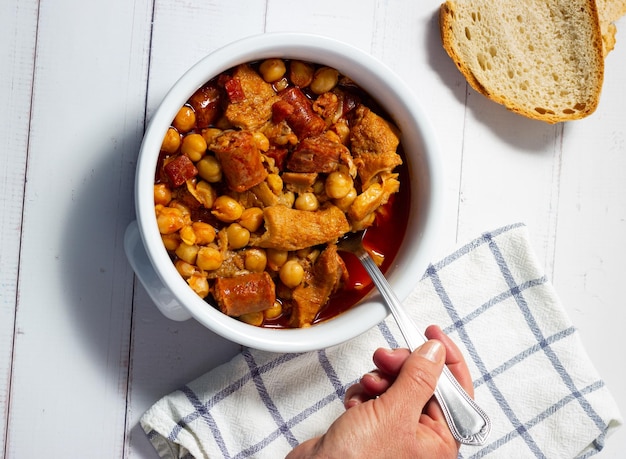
355;249;491;446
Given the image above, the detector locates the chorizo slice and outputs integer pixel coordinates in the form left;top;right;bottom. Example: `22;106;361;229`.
164;155;198;187
188;83;222;129
212;272;276;317
275;87;326;139
210;130;268;193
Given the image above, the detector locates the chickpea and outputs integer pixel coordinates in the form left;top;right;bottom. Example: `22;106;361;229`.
289;60;314;87
333;120;351;144
155;205;185;234
196;156;222;183
325;171;353;199
154;184;172;206
192;221;216;245
273;77;289;92
333;187;357;211
226;223;250;249
187;273;209;298
259;58;286;83
169;200;191;219
277;190;295;208
175;242;199;264
195;180;217;209
239;207;264;232
196;246;223;271
161;233;180;251
267;248;288;270
252;131;270;151
161;127;181;153
239;311;264;326
264;301;283;320
175;259;197;278
295;192;319;211
267;173;283;194
173;105;196;133
279;259;304;288
244;248;267;272
312;179;325;195
310;67;339;95
296;247;311;258
180;133;207;162
180;225;196;245
201;127;222;145
212;195;243;222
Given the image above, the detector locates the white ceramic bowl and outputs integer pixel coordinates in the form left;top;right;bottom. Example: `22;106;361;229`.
124;32;443;352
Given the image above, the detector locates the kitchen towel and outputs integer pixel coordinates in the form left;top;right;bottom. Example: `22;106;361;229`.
140;223;622;458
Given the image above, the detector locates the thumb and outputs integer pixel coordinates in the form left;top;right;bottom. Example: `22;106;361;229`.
383;340;446;410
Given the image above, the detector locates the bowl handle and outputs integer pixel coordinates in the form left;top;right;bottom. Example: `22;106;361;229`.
124;220;192;321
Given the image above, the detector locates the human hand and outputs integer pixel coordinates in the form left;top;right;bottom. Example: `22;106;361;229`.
286;325;474;459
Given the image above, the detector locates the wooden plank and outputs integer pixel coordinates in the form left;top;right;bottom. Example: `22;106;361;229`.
5;0;152;456
551;39;626;457
125;1;267;456
265;0;376;47
454;94;562;271
0;0;38;454
369;0;469;251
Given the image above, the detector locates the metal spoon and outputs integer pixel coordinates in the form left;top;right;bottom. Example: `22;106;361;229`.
338;230;491;446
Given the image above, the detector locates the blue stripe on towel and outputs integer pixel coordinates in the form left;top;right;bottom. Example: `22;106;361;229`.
484;232;608;435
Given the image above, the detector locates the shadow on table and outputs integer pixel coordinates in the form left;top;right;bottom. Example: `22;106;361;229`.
60;127;240;433
424;10;559;154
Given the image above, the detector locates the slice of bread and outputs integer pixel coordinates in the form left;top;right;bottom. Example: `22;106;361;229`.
440;0;605;123
596;0;626;55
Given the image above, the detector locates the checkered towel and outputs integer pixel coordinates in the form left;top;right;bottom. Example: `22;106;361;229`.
140;223;622;458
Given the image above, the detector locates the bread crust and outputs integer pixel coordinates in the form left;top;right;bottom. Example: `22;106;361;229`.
440;0;605;123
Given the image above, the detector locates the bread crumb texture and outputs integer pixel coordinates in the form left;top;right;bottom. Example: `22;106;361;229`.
440;0;606;123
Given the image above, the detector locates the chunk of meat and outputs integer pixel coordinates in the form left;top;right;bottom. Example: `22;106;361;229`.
255;205;350;251
164;155;198;187
210;130;268;193
264;145;289;170
212;272;276;317
290;245;344;327
282;172;318;194
276;87;326;139
224;64;279;130
286;134;350;173
188;83;222;129
349;105;402;188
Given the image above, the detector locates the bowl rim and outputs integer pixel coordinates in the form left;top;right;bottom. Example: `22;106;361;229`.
134;32;444;352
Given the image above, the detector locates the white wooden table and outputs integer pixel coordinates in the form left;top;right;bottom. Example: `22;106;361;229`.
2;1;624;457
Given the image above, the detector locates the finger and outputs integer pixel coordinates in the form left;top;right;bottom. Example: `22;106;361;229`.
360;370;393;395
425;325;474;397
343;382;369;409
380;339;446;417
371;347;410;376
285;437;320;458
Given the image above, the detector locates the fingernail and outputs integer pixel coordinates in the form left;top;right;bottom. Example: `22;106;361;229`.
363;371;380;383
345;398;361;408
417;340;444;363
